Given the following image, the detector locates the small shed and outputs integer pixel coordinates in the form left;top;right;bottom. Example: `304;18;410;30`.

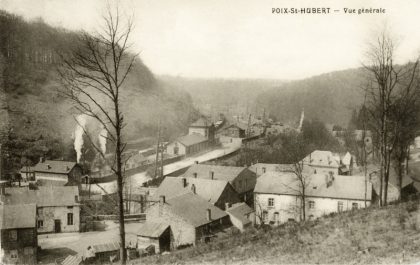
61;255;82;265
137;222;171;253
226;203;255;232
90;242;120;263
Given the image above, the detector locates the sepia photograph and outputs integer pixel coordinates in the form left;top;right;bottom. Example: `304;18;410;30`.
1;0;420;264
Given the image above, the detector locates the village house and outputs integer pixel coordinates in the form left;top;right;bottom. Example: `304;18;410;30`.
225;202;255;232
154;176;241;210
254;171;372;225
248;163;294;177
188;117;216;143
182;164;257;205
216;123;246;138
143;193;230;249
166;134;210;156
3;186;81;233
32;158;82;186
0;203;38;265
136;222;171;254
301;150;354;176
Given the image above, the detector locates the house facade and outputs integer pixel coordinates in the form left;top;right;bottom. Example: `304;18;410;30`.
301;150;341;175
33;159;82;186
248;163;294;177
3;186;81;233
0;204;38;265
182;164;257;205
188;117;215;143
254;172;372;225
146;193;230;248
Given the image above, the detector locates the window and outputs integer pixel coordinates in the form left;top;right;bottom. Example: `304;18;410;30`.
9;230;17;241
38;220;44;228
262;210;268;223
274;212;279;222
10;250;18;259
308;201;315;209
337;201;344;212
352;203;358;210
268;198;274;207
37;208;43;215
67;206;73;210
67;213;74;225
262;167;266;173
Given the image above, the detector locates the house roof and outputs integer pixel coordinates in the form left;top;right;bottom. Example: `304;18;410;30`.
190;117;212;128
33;160;77;174
0;203;36;229
183;164;247;183
302;150;340;168
91;242;120;253
62;255;82;265
165;193;228;227
248;163;294;175
226;203;253;226
4;186;79;207
254;171;372;201
137;222;170;238
175;134;208;147
155;176;233;204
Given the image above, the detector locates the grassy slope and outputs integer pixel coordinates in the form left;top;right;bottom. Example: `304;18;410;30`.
141;201;420;265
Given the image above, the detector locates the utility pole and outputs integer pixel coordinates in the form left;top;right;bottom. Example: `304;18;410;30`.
160;126;165;178
154;119;161;178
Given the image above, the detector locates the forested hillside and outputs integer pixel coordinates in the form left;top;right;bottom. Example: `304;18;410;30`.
255;69;366;126
0;11;197;177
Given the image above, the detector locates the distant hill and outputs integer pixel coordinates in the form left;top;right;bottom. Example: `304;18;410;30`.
256;69;366;126
0;10;197;174
158;76;284;120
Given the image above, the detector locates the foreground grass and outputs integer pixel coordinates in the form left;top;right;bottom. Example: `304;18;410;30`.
140;200;420;264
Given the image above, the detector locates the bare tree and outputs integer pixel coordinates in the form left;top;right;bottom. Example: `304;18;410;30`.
58;5;136;264
363;28;420;206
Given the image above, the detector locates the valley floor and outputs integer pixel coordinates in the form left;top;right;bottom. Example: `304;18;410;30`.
141;200;420;265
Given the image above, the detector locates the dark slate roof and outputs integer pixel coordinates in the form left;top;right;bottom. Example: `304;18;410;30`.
255;171;372;201
137;222;170;238
0;203;36;229
165;193;228;227
155;176;234;204
176;134;208;147
183;164;247;183
190;117;212;128
4;186;79;207
33;160;77;174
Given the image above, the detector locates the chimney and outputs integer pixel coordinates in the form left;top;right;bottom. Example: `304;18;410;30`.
159;195;166;205
191;184;196;194
46;164;51;170
182;178;187;188
206;209;211;221
193;172;197;178
209;171;214;180
225;202;231;210
39;156;45;163
194;161;199;164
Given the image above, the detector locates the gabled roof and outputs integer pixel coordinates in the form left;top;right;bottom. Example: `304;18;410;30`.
4;186;79;207
219;123;246;132
190;117;212;128
33;160;78;174
137;222;170;238
248;163;294;175
183;164;247;183
302;150;340;168
0;203;36;229
226;203;254;226
155;176;234;204
175;134;208;147
165;193;228;227
255;171;372;201
91;242;120;253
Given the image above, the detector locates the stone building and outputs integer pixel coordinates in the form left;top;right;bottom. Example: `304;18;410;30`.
0;203;38;264
32;159;82;186
145;193;230;248
254;171;372;225
3;186;80;233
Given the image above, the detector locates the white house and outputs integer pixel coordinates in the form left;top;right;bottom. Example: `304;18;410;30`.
254;171;372;225
301;150;354;176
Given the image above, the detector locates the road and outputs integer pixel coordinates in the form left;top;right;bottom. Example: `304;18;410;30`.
87;137;242;194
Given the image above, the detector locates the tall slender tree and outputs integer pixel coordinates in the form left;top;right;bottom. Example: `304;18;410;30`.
58;5;136;264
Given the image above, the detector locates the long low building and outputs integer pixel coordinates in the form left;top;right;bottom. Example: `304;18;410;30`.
254;171;372;225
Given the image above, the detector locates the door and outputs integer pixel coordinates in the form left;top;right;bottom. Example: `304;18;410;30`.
54;219;61;233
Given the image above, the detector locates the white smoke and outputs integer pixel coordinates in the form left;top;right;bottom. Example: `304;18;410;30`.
298;108;305;132
99;126;108;155
74;114;87;163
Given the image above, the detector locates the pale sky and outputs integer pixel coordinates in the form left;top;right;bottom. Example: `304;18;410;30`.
1;0;420;79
